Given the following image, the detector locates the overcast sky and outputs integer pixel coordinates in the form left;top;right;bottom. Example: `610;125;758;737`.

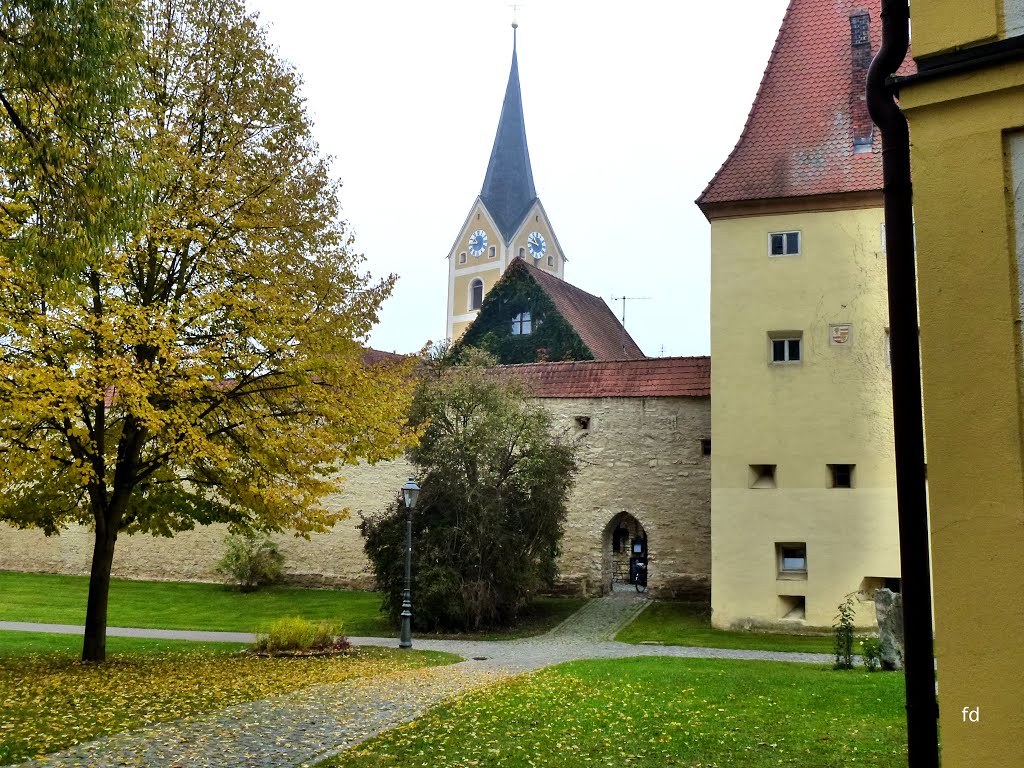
243;0;791;357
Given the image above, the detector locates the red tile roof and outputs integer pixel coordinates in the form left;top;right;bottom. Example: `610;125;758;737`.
514;258;645;360
361;348;407;366
697;0;916;208
496;356;710;398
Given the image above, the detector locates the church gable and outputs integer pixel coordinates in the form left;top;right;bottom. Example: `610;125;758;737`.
456;259;593;364
507;200;565;277
448;199;503;265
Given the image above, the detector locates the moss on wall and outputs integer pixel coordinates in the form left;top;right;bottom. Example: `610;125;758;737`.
455;262;593;364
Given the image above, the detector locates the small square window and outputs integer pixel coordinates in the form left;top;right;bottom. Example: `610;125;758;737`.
574;415;591;431
777;543;807;578
489;246;496;259
770;334;802;363
829;463;854;488
749;464;776;489
511;311;532;336
701;439;711;456
778;595;806;620
459;251;467;264
769;231;800;256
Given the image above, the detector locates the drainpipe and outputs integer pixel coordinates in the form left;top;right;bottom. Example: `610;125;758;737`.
866;2;940;767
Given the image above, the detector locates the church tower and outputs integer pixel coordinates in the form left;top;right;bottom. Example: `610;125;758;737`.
445;25;565;341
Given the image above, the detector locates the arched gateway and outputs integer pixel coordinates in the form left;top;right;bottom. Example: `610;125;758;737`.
602;512;648;593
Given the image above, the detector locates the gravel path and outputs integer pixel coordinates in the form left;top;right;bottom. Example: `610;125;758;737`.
3;594;834;767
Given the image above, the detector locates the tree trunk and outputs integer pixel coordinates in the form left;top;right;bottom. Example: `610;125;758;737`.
82;522;118;662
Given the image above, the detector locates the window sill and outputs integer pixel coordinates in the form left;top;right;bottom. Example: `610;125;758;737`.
777;572;808;581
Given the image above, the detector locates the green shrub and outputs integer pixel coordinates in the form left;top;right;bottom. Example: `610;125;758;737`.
253;617;346;653
361;350;578;632
216;533;285;592
861;637;881;672
833;594;856;670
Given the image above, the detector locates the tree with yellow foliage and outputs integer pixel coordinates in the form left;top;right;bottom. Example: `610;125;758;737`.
0;0;417;661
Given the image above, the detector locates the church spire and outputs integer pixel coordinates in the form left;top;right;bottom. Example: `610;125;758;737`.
480;25;537;243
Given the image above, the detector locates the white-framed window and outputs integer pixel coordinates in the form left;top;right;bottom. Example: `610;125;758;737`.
547;253;554;267
489;246;496;259
769;332;802;363
777;543;807;578
518;247;525;259
828;464;855;488
469;278;484;311
769;231;800;256
511;311;532;335
459;251;467;264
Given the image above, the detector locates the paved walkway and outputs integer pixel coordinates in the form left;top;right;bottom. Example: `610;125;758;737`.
2;594;834;767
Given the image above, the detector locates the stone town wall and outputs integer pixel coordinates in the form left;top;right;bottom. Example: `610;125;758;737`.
0;396;711;600
0;458;415;590
541;396;711;600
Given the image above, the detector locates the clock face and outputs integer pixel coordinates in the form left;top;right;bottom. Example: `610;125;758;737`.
468;230;487;257
527;231;546;259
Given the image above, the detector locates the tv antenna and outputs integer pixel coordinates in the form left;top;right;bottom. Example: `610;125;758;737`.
611;295;651;327
611;295;651;356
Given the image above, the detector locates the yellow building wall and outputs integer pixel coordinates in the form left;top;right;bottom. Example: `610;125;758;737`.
910;0;1001;56
710;205;900;629
902;53;1024;768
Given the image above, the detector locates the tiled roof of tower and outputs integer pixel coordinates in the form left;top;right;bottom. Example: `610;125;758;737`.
498;357;710;398
513;258;645;360
697;0;916;208
480;29;538;242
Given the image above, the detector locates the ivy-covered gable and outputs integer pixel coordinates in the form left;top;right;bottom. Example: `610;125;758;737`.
457;262;593;364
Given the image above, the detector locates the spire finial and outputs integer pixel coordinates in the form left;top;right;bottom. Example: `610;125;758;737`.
510;3;521;30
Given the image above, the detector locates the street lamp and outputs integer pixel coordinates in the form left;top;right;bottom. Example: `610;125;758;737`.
399;477;420;649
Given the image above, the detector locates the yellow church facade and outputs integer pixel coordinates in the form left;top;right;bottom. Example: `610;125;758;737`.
898;0;1024;763
699;0;902;629
446;198;564;341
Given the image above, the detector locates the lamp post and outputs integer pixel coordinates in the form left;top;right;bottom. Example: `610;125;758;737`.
398;477;420;649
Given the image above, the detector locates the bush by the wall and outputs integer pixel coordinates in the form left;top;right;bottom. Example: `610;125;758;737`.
216;533;284;592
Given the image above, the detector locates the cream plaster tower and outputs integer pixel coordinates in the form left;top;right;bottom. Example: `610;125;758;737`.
446;25;565;341
697;0;905;630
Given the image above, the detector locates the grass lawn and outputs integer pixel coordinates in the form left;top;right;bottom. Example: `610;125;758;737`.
0;571;586;640
616;601;837;654
322;657;908;768
0;570;392;635
0;631;458;764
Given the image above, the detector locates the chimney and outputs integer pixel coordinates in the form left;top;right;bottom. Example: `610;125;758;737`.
849;10;874;154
